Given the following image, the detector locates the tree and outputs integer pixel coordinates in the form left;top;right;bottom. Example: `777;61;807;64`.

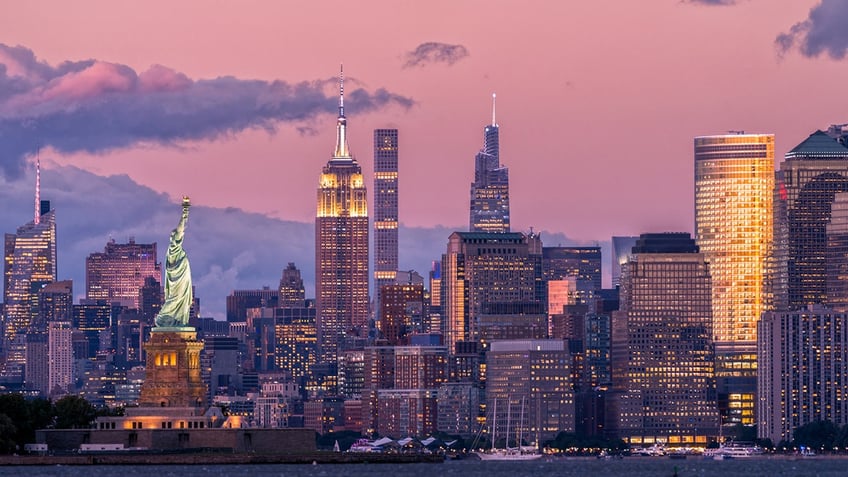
793;420;839;450
0;414;18;454
54;395;97;429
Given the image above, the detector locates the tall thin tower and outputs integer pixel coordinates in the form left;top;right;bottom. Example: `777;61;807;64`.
470;93;510;233
3;158;57;375
373;128;399;314
315;66;369;364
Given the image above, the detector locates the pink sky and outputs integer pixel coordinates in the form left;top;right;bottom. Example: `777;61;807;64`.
0;0;841;242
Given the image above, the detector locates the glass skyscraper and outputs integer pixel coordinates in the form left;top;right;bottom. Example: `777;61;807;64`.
3;199;57;374
470;94;510;233
315;68;369;364
694;134;773;426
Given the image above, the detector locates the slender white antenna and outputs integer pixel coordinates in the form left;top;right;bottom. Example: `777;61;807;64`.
492;92;497;127
34;147;41;224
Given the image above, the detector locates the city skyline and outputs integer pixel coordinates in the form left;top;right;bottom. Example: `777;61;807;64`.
0;0;846;318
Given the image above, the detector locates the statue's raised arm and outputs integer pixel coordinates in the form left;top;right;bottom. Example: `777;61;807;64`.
154;197;194;329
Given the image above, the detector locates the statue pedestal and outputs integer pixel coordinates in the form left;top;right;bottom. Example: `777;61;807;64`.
139;328;207;409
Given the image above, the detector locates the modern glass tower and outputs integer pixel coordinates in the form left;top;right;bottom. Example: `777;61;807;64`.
773;129;848;310
315;66;369;364
470;94;510;233
694;133;773;426
373;128;399;313
2;159;57;374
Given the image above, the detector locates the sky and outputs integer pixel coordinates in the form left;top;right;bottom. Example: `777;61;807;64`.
0;0;846;318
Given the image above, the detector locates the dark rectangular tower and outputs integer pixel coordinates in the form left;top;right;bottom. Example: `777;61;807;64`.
373;129;399;313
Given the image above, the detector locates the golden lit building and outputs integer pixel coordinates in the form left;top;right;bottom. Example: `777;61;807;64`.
315;68;369;364
86;238;160;309
694;133;773;426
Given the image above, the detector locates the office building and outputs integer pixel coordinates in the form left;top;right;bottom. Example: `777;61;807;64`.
226;288;279;322
542;246;602;304
611;236;638;288
758;306;848;444
774;129;848;310
278;263;306;308
3;183;56;373
610;233;719;444
470;94;510;233
315;68;369;364
86;238;160;309
48;320;74;397
379;282;425;345
486;339;575;443
441;231;545;351
695;133;773;426
827;193;848;312
373;129;399;313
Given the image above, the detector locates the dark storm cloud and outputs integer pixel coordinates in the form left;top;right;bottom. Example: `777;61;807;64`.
776;0;848;59
402;42;469;68
0;44;414;179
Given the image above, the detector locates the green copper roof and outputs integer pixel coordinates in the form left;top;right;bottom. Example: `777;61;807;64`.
786;130;848;158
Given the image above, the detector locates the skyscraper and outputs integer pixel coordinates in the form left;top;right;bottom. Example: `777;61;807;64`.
694;133;774;348
315;67;369;364
773;129;848;310
611;236;639;288
278;262;306;308
695;133;773;426
3;160;57;374
86;238;160;309
470;94;510;233
609;233;719;443
373;129;399;313
441;231;545;351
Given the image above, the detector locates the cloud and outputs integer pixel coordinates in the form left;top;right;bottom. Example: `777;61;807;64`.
0;44;414;179
402;42;469;68
776;0;848;59
1;167;585;319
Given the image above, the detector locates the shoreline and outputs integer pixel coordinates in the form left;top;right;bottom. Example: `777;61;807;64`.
0;452;445;466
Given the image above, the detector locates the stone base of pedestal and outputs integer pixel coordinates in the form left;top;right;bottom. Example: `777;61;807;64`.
139;329;207;409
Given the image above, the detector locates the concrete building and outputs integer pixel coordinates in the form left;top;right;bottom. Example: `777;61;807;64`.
373;128;399;313
47;320;74;397
758;305;848;444
486;339;575;444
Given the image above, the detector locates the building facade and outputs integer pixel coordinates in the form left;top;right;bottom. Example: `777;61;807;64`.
85;239;160;309
758;306;848;444
3;199;57;375
315;69;369;364
610;233;720;444
694;133;774;426
373;129;399;313
441;232;545;351
470;94;510;233
774;129;848;310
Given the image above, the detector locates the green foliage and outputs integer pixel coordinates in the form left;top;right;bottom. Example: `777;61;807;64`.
0;394;52;449
53;395;98;429
793;420;840;450
0;414;18;453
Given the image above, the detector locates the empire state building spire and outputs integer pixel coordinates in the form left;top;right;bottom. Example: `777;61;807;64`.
334;64;351;159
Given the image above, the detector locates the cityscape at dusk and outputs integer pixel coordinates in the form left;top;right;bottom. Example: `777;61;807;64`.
3;0;848;466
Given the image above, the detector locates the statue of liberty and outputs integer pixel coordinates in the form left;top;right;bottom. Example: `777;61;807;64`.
155;196;193;328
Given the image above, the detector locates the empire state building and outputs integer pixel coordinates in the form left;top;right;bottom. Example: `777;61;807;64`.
315;67;369;364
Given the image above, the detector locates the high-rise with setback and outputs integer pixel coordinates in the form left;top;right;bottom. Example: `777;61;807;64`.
315;67;369;364
373;129;399;313
470;94;510;233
